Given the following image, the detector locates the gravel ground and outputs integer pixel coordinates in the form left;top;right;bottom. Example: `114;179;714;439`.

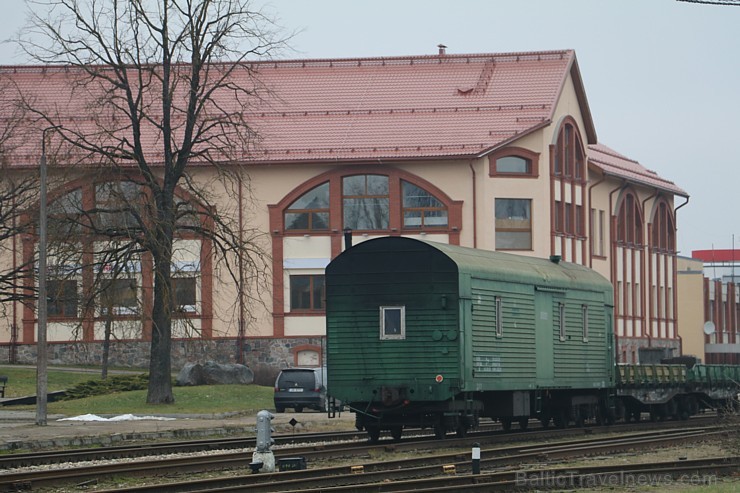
0;408;357;451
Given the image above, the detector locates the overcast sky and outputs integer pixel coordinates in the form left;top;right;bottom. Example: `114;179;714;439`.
2;0;739;256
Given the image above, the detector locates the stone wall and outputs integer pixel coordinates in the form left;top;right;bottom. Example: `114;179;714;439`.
0;337;326;386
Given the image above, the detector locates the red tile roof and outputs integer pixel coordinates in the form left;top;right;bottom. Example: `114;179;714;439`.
588;143;688;197
2;50;591;165
1;50;685;198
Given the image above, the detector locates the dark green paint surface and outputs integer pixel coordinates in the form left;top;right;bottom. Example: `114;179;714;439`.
326;237;615;405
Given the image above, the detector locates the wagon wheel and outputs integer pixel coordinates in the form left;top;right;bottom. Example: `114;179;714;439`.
599;409;617;425
518;417;529;431
553;409;569;429
500;417;512;432
574;408;585;428
390;426;403;441
366;426;381;443
539;413;551;429
650;404;668;422
688;397;699;416
434;422;447;440
456;419;468;438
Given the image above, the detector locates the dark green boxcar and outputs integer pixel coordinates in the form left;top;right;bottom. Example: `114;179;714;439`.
326;237;615;440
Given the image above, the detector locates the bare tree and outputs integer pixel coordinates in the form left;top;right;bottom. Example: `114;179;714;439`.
0;77;37;311
0;175;37;307
19;0;286;404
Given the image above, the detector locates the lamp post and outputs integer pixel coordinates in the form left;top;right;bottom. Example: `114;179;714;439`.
36;125;60;426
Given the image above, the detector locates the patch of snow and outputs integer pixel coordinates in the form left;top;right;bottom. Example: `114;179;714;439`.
58;413;176;422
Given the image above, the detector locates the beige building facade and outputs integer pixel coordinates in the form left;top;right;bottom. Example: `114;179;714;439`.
677;256;707;362
0;49;695;374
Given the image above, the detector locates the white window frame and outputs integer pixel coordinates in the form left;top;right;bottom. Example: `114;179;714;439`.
380;306;406;340
495;296;503;337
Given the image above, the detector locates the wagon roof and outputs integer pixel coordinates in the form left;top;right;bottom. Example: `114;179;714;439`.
340;237;613;295
428;239;612;293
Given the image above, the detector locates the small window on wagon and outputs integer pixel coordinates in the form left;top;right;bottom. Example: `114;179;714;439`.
558;303;566;342
380;306;405;340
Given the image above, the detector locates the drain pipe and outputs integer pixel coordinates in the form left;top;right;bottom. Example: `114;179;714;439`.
469;161;477;248
11;192;18;363
641;188;658;348
672;195;690;355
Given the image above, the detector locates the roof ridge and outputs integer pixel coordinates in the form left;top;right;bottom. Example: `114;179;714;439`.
589;143;641;165
251;50;573;68
0;49;574;72
590;154;665;178
589;150;683;191
250;104;551;118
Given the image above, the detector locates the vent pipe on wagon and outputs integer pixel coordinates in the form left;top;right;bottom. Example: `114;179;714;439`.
549;255;561;264
343;228;353;249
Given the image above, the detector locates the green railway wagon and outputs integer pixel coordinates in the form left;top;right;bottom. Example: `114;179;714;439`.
326;236;615;441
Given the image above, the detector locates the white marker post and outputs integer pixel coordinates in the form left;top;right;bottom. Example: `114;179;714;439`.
472;442;481;475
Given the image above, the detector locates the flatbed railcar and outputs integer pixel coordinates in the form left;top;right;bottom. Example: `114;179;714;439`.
325;237;739;442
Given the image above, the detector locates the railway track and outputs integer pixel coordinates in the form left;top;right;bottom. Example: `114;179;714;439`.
266;457;740;493
0;423;729;492
0;429;366;469
91;428;736;492
0;414;717;471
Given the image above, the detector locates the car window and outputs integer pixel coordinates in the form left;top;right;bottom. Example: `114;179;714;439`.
278;371;315;389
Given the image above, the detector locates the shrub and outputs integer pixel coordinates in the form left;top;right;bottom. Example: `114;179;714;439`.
60;374;150;400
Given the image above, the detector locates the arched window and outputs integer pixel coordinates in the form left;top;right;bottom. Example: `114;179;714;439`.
553;121;585;180
651;201;676;253
402;181;448;229
342;175;390;230
274;169;457;236
616;192;643;247
488;147;539;178
48;188;83;237
37;181;209;328
496;156;530;174
284;182;330;231
94;181;142;232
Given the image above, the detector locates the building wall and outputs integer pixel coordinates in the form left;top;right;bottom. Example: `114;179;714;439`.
677;256;706;362
0;69;697;372
704;277;740;364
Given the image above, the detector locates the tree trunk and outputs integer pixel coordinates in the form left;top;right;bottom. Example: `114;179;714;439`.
101;304;112;380
146;227;175;404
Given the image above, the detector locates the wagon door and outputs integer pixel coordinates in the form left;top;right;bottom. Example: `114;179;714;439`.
534;289;555;385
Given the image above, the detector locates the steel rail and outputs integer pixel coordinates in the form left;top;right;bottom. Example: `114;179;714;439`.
66;427;727;493
0;413;718;471
158;430;722;493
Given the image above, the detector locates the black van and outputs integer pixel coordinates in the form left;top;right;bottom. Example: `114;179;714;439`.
273;368;327;413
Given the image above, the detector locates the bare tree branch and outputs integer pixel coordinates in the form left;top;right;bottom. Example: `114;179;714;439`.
18;0;290;404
